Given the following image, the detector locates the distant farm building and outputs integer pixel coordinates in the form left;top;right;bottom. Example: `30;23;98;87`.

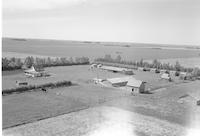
179;72;188;80
90;64;98;69
161;73;171;81
138;67;144;71
100;65;134;75
24;66;42;77
24;66;49;77
107;77;128;87
107;76;146;93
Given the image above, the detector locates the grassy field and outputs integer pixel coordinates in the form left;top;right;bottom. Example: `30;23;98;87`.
3;65;198;130
2;38;200;136
2;65;184;90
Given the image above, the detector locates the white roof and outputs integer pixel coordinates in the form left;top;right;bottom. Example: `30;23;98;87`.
107;77;130;84
107;76;143;87
24;66;39;74
127;78;143;88
161;73;170;79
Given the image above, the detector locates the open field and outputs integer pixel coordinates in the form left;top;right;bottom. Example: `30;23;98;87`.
2;65;184;90
3;38;200;67
3;65;200;134
2;37;200;136
3;79;200;135
2;65;125;90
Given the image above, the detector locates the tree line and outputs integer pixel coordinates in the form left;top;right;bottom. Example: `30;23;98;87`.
2;56;90;71
95;54;200;76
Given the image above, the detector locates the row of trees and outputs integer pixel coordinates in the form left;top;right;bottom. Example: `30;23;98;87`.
95;54;199;74
2;56;90;71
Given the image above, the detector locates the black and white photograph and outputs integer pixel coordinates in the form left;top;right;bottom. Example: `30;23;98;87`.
1;0;200;136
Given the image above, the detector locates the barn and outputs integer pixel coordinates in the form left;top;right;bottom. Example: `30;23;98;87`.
107;76;146;93
100;65;133;75
107;77;128;87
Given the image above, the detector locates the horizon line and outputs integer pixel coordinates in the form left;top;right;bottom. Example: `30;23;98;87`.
2;37;200;47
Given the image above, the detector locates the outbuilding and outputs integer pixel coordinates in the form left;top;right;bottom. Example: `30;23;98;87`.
107;77;128;87
107;76;146;93
101;66;133;75
24;66;42;77
126;78;146;93
161;73;171;81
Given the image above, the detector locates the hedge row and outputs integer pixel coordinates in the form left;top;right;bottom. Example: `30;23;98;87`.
2;80;72;95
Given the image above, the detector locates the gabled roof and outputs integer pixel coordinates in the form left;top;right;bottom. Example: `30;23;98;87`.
24;66;39;74
127;78;143;88
107;77;129;84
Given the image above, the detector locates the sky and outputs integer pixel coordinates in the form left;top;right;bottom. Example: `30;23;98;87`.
2;0;200;45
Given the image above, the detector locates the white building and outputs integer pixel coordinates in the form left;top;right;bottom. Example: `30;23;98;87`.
161;73;171;81
24;66;42;77
107;76;146;93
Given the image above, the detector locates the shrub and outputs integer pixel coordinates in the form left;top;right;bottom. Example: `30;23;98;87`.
2;80;72;95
